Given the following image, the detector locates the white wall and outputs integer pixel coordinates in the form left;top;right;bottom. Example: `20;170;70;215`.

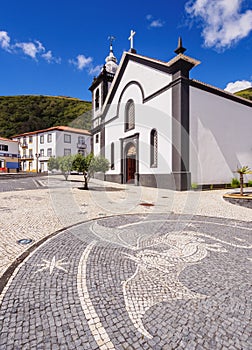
104;61;173;176
93;132;101;156
55;131;91;157
190;87;252;184
14;130;91;172
0;139;19;155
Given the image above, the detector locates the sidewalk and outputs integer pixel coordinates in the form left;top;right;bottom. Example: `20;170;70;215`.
0;176;251;349
0;175;252;282
0;175;251;280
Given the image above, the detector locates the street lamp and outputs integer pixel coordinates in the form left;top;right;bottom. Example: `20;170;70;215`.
35;153;40;173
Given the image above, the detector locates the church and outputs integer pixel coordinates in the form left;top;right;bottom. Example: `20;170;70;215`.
89;33;252;190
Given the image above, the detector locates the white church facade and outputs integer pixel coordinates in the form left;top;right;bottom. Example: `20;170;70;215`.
90;36;252;190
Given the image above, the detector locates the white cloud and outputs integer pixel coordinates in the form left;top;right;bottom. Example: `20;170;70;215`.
35;40;45;53
0;31;11;50
69;54;93;70
150;19;164;28
42;50;53;62
42;50;61;64
0;29;60;63
15;42;40;59
146;14;165;28
89;64;103;76
185;0;252;49
225;80;252;93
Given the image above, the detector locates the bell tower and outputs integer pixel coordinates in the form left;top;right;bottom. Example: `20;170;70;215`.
89;37;118;155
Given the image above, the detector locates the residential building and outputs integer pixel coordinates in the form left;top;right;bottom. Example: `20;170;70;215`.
0;137;20;173
12;126;91;172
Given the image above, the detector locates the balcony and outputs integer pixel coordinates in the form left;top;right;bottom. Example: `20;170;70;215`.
21;142;28;149
77;142;87;149
22;154;34;160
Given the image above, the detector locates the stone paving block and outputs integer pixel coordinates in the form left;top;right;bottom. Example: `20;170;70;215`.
0;205;252;349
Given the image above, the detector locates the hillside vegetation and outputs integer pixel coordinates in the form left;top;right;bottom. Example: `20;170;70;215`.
234;87;252;101
0;95;92;138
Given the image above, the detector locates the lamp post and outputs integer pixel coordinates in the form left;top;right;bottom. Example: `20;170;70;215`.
35;153;40;173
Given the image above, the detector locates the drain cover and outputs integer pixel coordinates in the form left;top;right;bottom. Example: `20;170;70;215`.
17;238;33;245
139;203;154;207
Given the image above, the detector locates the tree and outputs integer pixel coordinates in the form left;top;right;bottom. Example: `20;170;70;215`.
72;153;110;190
58;155;74;180
89;155;110;177
235;165;252;196
47;156;59;172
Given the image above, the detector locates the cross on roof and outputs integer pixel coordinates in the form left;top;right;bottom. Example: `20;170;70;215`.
128;30;136;51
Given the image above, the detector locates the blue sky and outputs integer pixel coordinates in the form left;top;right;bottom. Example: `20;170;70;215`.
0;0;252;101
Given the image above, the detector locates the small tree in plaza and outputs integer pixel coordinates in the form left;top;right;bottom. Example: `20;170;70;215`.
88;155;110;177
47;156;59;172
235;165;252;196
58;155;75;180
72;153;110;190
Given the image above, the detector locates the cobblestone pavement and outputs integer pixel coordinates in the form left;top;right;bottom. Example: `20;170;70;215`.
0;213;251;350
0;175;252;349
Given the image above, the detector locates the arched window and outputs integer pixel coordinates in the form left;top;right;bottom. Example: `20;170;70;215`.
150;129;158;167
111;142;115;170
95;89;100;110
125;100;135;131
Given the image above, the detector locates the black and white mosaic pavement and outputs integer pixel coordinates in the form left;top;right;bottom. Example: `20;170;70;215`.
0;213;251;350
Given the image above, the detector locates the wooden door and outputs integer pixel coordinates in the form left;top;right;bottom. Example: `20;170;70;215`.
126;157;136;183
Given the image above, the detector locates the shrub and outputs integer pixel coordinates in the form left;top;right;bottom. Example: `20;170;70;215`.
248;180;252;187
231;178;240;188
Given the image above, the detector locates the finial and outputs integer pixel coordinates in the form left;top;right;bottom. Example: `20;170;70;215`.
174;37;186;55
108;35;116;52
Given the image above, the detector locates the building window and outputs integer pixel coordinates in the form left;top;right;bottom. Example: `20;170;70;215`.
47;134;52;143
78;136;85;144
40;135;44;144
0;144;8;151
111;142;115;170
29;149;33;158
150;129;158;168
29;136;33;143
95;89;100;110
23;137;27;146
47;148;52;157
95;134;99;143
64;149;71;156
125;99;135;131
64;134;71;143
40;149;44;157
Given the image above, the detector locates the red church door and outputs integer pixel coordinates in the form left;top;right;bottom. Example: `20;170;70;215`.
126;157;136;183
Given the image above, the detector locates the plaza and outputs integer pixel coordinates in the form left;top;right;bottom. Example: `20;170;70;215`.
0;175;251;349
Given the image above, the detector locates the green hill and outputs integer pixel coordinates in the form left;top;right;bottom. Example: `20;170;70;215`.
0;95;92;138
234;87;252;101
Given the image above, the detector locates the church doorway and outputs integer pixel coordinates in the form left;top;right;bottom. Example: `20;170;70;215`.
125;143;136;183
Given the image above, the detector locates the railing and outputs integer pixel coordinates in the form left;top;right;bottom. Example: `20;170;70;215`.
22;154;34;160
77;143;87;149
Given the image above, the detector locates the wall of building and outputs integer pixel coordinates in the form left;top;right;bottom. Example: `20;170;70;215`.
55;131;91;157
190;87;252;185
14;130;91;172
0;139;19;172
104;61;173;180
